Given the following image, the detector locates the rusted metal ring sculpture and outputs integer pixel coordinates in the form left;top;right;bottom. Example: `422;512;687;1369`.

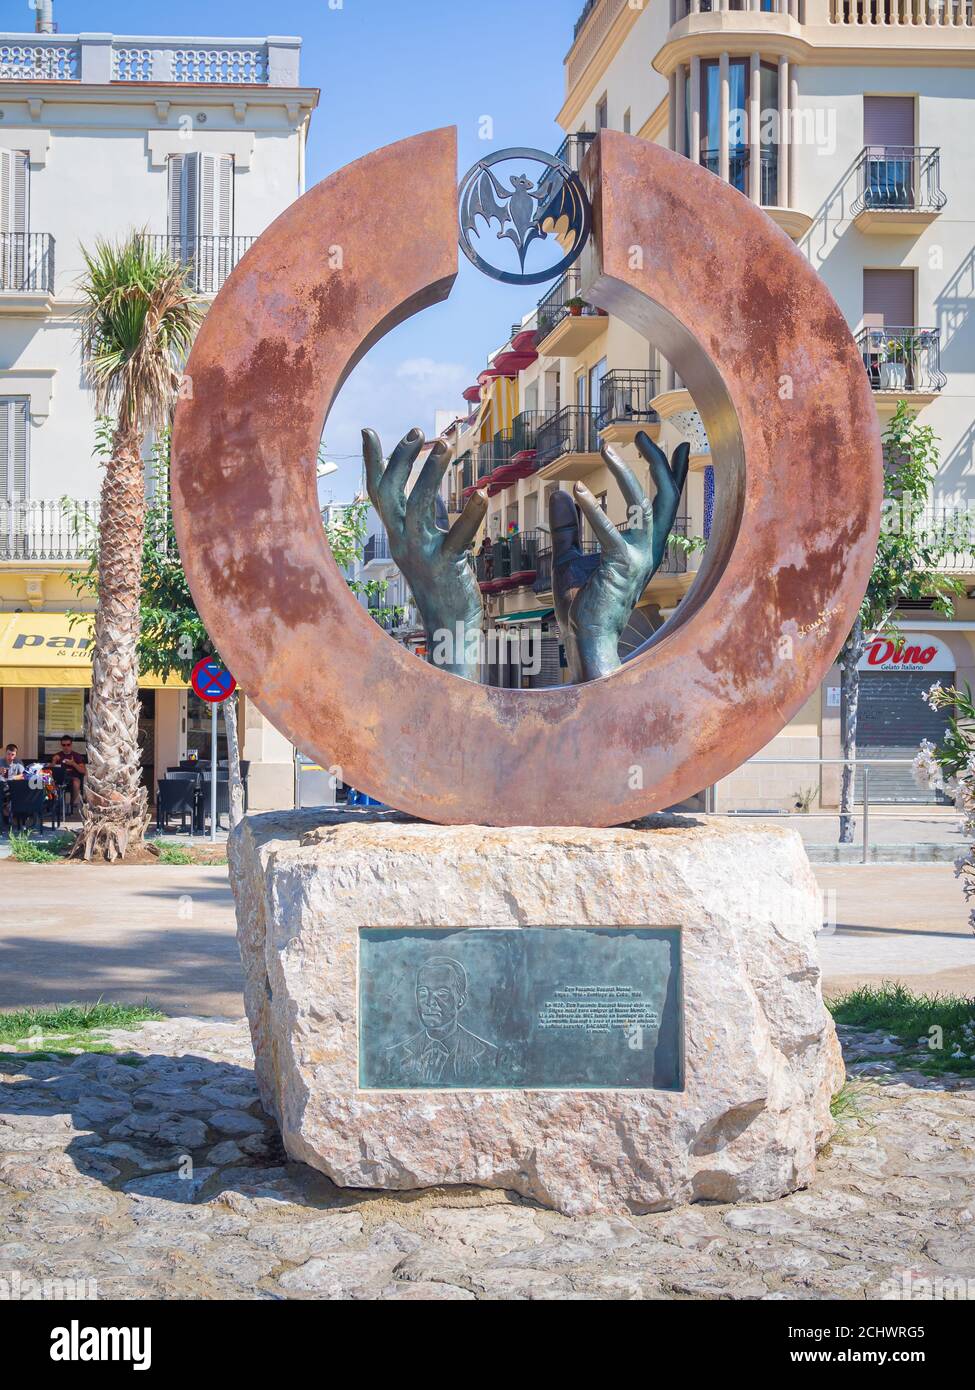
171;129;882;827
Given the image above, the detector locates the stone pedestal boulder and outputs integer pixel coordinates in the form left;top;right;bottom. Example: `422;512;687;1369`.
230;810;843;1217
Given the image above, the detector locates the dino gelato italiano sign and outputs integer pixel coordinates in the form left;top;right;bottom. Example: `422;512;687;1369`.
858;633;954;673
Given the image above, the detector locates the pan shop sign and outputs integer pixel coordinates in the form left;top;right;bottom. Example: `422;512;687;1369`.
11;631;92;658
858;632;954;674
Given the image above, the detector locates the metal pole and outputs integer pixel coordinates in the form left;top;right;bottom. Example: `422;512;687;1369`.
211;701;218;844
861;764;870;865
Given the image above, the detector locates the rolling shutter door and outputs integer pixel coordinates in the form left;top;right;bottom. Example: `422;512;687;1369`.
857;670;953;802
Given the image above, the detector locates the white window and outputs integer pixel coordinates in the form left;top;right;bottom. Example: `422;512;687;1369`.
168;152;235;291
0;148;29;290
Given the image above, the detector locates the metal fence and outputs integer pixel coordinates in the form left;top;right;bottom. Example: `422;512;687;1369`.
711;757;940;863
138;234;256;294
0;232;55;293
856;325;946;394
852;146;945;216
0;499;98;561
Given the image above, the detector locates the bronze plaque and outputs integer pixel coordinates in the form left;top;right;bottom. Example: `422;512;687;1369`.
359;927;682;1090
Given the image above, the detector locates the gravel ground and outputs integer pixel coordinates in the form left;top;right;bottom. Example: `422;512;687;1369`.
1;1017;973;1301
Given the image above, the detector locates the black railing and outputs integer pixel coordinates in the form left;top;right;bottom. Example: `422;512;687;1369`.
474;530;544;586
555;132;596;172
597;370;660;430
535;407;600;469
537;268;601;340
533;540;600;596
492;430;514;471
852;147;945;217
0;499;98;560
476;446;494;483
139;234;256;293
856;326;946;394
362;532;391;565
701;147;779;204
0;232;55;293
510;410;545;455
657;519;689;575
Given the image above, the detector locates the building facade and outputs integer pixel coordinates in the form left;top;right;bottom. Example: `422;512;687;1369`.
439;0;974;810
0;25;317;810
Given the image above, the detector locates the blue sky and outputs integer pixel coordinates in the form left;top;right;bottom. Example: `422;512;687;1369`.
33;0;584;499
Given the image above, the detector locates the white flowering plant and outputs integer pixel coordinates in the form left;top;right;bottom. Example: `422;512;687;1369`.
913;681;975;931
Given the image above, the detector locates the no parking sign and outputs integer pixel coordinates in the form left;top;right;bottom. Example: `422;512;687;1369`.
190;656;237;703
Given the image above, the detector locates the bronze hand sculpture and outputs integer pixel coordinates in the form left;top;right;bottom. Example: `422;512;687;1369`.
550;431;689;683
362;428;487;679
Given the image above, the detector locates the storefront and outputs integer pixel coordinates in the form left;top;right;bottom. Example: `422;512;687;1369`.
856;631;956;802
0;612;187;802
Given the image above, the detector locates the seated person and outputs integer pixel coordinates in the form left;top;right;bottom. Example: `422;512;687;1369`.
0;743;26;833
0;744;25;783
51;735;86;815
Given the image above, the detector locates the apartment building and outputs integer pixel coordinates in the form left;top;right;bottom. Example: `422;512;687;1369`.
0;21;318;810
440;0;974;810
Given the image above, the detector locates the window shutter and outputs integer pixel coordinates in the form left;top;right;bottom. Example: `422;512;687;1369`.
0;149;28;233
863;268;915;329
864;96;915;151
1;398;29;509
196;153;234;290
1;149;28;290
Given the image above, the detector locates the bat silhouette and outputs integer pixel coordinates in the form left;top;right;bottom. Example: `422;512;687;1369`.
460;160;588;272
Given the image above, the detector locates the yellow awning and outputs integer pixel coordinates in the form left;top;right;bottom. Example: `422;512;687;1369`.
0;613;188;689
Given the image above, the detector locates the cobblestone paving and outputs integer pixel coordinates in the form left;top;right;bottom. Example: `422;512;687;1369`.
1;1019;973;1300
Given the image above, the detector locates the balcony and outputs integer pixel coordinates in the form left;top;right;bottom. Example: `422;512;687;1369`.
0;34;302;85
139;234;256;295
476;530;544;595
851;147;945;235
597;370;662;444
857;326;946;406
0;499;98;562
536;270;607;356
362;532;392;569
0;232;55;312
554;132;596;173
701;147;780;206
535;407;602;479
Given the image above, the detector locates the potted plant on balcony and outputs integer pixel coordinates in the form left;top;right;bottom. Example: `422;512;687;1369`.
879;336;909;391
567;295;586;317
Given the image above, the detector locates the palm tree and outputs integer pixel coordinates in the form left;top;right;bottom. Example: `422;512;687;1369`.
72;235;202;861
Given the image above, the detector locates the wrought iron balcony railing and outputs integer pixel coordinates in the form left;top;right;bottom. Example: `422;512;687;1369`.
536;268;601;339
532;540;600;596
0;499;98;561
362;532;391;565
139;234;256;294
510;410;546;456
535;407;600;470
856;326;946;394
598;370;661;430
701;147;779;205
476;530;545;587
0;232;55;293
554;132;596;172
458;451;474;491
851;147;945;217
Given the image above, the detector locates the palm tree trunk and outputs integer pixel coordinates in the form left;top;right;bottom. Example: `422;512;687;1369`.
222;692;245;829
838;617;866;845
72;425;150;861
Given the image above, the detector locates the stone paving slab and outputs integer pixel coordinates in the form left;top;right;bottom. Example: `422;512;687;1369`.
1;1018;973;1300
